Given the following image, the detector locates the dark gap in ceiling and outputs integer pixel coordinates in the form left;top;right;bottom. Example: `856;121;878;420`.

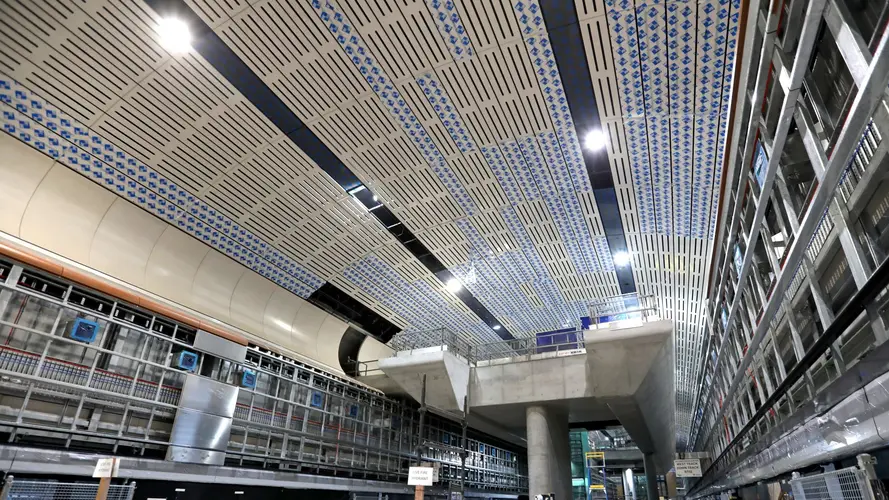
540;0;638;294
309;283;401;342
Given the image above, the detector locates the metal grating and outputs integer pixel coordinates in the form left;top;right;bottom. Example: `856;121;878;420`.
790;468;873;500
1;478;136;500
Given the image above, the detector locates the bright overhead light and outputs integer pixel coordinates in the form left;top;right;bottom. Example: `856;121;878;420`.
613;251;631;267
445;278;462;293
493;325;501;331
158;17;192;55
584;129;607;151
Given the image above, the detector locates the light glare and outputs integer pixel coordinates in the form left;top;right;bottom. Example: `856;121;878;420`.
159;17;192;55
584;129;607;151
613;251;631;267
445;278;462;293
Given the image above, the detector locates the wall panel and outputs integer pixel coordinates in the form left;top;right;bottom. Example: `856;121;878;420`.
0;136;351;374
90;199;167;287
20;164;116;263
0;135;52;234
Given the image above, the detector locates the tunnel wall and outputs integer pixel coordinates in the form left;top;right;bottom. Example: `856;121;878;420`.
0;133;348;374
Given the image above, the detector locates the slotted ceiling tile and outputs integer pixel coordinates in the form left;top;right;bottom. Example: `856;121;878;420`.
2;0;743;444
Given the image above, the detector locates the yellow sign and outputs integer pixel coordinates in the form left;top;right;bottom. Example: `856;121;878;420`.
586;452;605;458
590;485;606;490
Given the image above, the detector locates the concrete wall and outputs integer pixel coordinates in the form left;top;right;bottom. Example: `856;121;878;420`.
0;133;348;374
470;321;672;407
635;334;676;473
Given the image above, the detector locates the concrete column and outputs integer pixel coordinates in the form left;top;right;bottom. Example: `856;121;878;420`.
643;453;659;500
526;405;571;499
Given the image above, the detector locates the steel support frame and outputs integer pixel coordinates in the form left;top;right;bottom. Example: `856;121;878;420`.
694;0;889;464
692;0;828;448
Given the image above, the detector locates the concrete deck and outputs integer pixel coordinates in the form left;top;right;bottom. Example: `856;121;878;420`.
360;321;676;473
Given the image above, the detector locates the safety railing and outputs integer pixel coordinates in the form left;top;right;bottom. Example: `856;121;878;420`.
0;476;136;500
470;329;587;363
789;455;884;500
377;294;661;365
344;358;385;377
387;328;474;360
588;294;659;330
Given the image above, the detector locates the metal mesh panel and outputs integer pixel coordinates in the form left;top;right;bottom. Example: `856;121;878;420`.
790;467;872;500
3;480;134;500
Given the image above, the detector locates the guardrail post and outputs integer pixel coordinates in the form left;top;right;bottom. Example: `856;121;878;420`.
125;482;137;500
0;475;13;500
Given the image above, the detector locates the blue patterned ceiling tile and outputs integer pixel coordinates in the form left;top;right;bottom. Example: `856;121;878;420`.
454;218;489;253
472;259;542;332
689;113;720;239
634;2;675;236
416;73;476;153
624;118;656;233
500;138;542;200
513;0;547;36
312;1;478;216
709;0;740;239
480;144;524;205
514;2;593;194
500;207;549;280
519;134;589;274
350;257;439;326
671;113;695;237
536;132;600;270
0;79;322;297
533;279;574;325
649;117;674;235
593;237;615;272
451;217;560;333
425;0;475;61
503;250;536;284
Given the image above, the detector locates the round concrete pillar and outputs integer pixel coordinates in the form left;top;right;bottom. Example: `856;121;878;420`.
526;405;571;499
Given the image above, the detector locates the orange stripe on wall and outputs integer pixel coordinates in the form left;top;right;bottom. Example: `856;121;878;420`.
0;240;248;346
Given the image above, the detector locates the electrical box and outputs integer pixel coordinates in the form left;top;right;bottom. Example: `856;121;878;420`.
65;318;99;343
238;368;257;389
171;349;198;372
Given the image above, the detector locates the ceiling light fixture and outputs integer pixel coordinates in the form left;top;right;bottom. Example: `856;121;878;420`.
158;17;192;55
613;251;631;267
584;129;607;152
445;278;462;293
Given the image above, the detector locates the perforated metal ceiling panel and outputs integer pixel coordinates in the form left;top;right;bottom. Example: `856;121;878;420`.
0;0;739;444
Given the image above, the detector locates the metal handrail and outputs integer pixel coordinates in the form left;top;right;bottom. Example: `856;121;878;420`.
589;293;656;315
470;329;587;362
387;328;474;360
371;296;661;366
